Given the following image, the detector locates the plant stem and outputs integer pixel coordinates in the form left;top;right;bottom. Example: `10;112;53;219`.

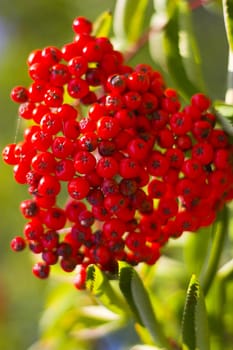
200;206;229;296
225;50;233;103
218;258;233;280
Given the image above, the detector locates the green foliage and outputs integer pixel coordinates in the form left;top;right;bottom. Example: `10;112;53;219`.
118;261;171;348
113;0;149;45
214;100;233;135
86;264;128;316
181;275;210;350
93;11;113;37
223;0;233;51
162;1;201;100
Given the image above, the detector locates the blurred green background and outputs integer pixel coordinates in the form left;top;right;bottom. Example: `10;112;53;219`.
0;1;230;349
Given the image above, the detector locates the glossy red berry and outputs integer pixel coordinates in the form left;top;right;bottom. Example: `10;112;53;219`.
68;177;90;200
10;236;26;252
2;144;18;165
43;207;66;230
72;16;92;34
11;86;29;103
32;261;50;279
73;265;87;290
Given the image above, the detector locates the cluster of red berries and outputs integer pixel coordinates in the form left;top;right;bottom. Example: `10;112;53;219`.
2;16;233;288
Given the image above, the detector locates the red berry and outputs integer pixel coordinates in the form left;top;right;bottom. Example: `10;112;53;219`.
10;236;26;252
191;93;211;111
20;199;39;219
37;175;61;197
11;86;29;103
67;78;89;99
2;144;18;165
43;207;66;230
68;177;90;200
68;56;88;78
96;156;119;178
41;46;62;65
72;16;92;34
24;219;44;240
73;265;87;290
32;262;50;279
74;151;96;174
97;116;120;140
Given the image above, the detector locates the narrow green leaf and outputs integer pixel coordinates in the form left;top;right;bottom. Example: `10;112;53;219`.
213;100;233;135
177;1;205;92
182;275;198;350
182;275;210;350
218;258;233;282
118;261;171;349
223;0;233;51
163;1;200;100
113;0;149;44
93;11;112;37
214;100;233;119
71;317;124;340
131;271;171;347
86;264;127;316
118;261;141;323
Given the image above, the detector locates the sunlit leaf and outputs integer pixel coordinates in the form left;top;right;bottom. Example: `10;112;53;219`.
86;264;128;315
163;1;200;100
134;323;156;346
130;345;163;350
118;261;170;347
218;258;233;282
39;283;79;333
182;275;210;350
113;0;149;44
93;11;112;37
214;100;233;135
118;261;141;322
177;0;205;91
71;318;124;340
223;0;233;51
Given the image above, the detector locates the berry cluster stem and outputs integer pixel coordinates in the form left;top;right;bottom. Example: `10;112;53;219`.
200;206;229;296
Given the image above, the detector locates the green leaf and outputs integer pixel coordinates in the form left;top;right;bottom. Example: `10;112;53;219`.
182;275;210;350
70;311;124;340
86;264;127;316
113;0;149;44
118;261;141;323
118;261;171;349
223;0;233;51
218;258;233;282
177;0;205;91
93;11;112;37
213;100;233;135
130;345;163;350
39;283;79;334
163;1;200;100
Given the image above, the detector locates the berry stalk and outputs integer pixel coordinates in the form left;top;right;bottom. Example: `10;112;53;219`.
200;206;229;296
